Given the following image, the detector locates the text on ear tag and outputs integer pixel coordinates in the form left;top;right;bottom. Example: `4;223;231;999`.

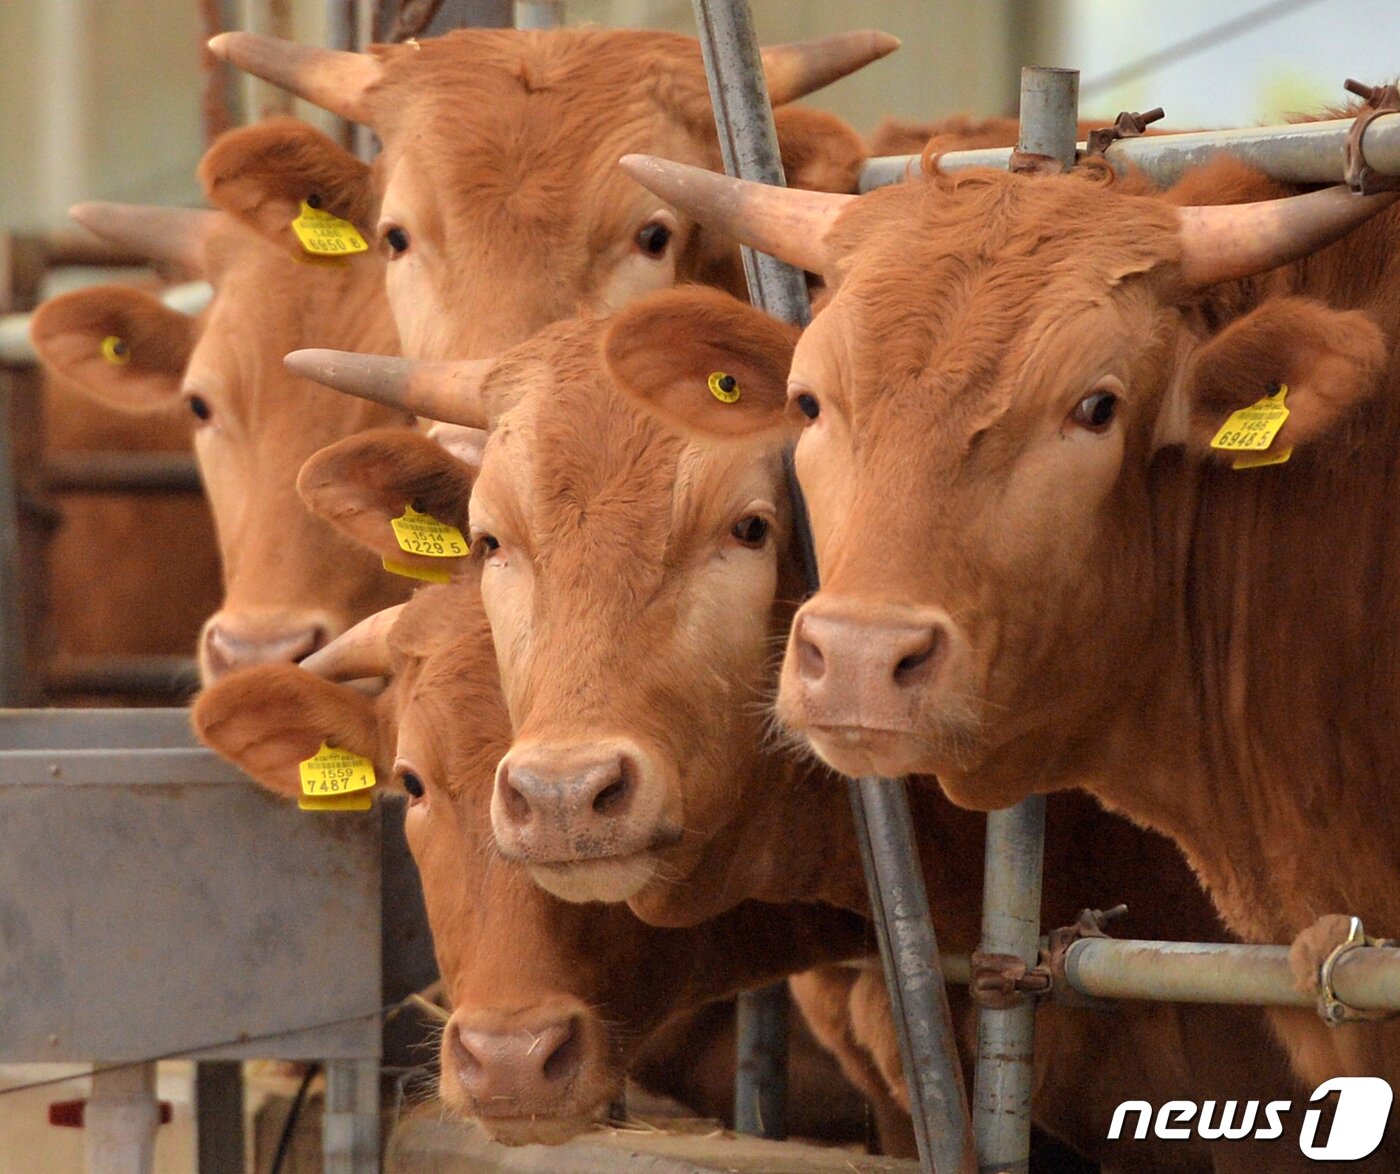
101;336;131;365
291;201;369;257
708;371;741;404
391;504;468;558
297;742;375;812
1211;383;1289;455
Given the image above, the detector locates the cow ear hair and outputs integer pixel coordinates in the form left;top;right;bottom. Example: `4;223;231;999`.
30;286;194;413
1168;296;1387;458
603;287;800;442
298;427;477;569
199;118;376;260
775;106;867;196
193;664;382;798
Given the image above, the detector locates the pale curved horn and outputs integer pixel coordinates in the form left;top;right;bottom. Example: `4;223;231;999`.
69;202;217;278
285;349;503;429
761;31;899;105
1177;185;1399;288
301;604;405;681
619;156;853;275
207;33;381;123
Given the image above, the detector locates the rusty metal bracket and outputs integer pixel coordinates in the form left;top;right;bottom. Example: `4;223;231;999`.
1344;79;1400;194
1314;916;1400;1025
1085;108;1166;157
970;950;1053;1009
1043;904;1129;1012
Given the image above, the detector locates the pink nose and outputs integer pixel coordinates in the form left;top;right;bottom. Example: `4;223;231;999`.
201;618;327;681
449;1016;583;1112
492;742;677;864
789;604;953;725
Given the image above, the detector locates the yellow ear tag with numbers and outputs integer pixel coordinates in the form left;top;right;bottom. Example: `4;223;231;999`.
390;504;468;558
101;336;131;365
291;201;369;257
708;371;741;404
1211;384;1290;467
298;742;375;812
381;556;452;584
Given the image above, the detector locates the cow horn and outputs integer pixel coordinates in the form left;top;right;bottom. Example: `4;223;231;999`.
69;202;216;278
285;349;499;429
301;604;405;681
207;33;381;123
760;31;900;105
1177;185;1399;288
619;156;853;275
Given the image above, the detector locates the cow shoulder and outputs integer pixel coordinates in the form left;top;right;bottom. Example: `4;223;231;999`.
603;287;799;441
199;117;376;259
298;427;477;563
774;107;867;196
193;663;381;797
30;285;195;412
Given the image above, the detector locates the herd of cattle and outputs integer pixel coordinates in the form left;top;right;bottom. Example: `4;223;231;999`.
25;20;1400;1171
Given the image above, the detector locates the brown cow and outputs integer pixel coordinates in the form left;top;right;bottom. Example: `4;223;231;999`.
199;28;886;360
615;147;1400;1132
288;290;1316;1169
30;200;411;681
193;576;874;1147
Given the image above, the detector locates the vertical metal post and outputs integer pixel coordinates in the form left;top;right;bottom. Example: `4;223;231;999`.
85;1063;159;1174
733;980;789;1138
690;3;974;1168
971;798;1046;1173
968;66;1075;1174
322;1059;379;1174
195;1062;245;1174
513;0;564;28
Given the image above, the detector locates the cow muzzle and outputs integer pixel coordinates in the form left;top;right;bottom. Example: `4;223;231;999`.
441;1005;611;1145
491;739;682;903
199;610;334;682
780;597;969;778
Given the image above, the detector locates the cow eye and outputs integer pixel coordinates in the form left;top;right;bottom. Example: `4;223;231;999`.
384;226;410;257
730;515;769;548
793;392;820;421
472;533;501;558
187;395;212;423
635;221;672;259
400;771;426;802
1070;390;1118;433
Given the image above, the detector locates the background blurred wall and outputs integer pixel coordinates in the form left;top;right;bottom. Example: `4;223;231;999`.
2;1;1396;232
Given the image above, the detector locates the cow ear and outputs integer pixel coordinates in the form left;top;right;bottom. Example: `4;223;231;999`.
30;286;194;412
193;664;382;798
1170;296;1387;458
199;118;376;259
775;107;867;195
298;428;478;569
603;287;800;442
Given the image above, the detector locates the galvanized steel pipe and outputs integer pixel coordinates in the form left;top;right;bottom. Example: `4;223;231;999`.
514;0;564;28
860;111;1400;192
1063;938;1400;1011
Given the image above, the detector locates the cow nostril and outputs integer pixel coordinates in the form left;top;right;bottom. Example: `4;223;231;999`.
500;775;532;826
541;1019;582;1084
293;626;329;664
894;629;944;687
795;625;826;682
452;1026;483;1081
591;759;632;817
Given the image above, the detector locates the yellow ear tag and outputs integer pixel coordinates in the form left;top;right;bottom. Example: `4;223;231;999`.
297;742;375;812
381;556;452;584
390;504;468;558
291;200;369;257
1211;384;1290;466
708;371;741;404
100;336;131;365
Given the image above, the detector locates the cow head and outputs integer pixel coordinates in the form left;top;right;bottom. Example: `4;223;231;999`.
284;287;813;914
202;31;888;359
619;156;1396;808
194;578;866;1142
31;198;412;683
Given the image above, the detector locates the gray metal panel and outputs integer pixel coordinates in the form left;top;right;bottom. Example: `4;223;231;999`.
0;713;382;1063
0;707;199;750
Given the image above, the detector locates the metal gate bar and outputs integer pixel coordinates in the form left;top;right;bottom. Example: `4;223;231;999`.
860;109;1400;192
690;3;975;1167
